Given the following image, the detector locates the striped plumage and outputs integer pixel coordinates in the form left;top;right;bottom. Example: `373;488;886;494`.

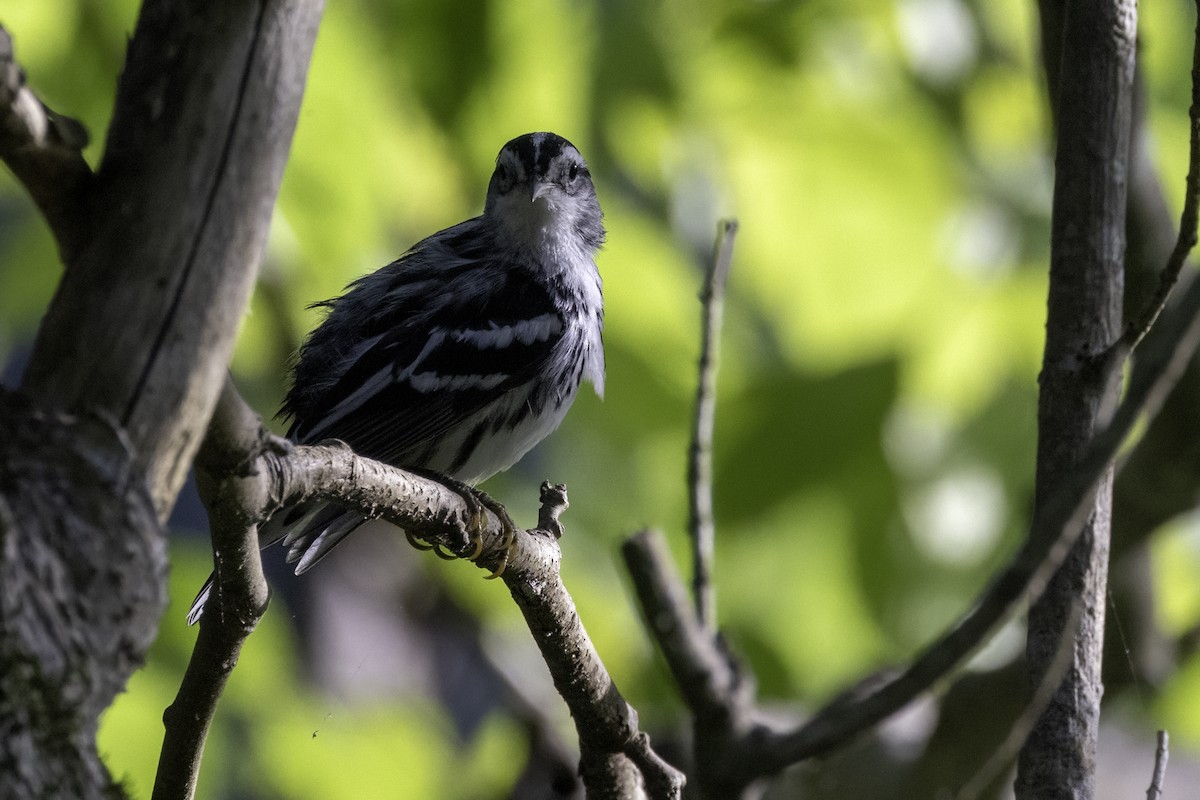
188;132;604;624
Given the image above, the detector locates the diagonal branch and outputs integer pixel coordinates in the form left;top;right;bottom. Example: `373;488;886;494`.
20;0;324;518
623;530;761;796
157;377;683;800
0;25;94;262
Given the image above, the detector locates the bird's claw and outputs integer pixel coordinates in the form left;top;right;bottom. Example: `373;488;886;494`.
405;529;434;551
404;476;517;578
404;529;474;560
479;497;517;580
464;487;517;579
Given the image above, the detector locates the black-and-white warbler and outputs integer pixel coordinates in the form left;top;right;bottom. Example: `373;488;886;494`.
188;132;604;624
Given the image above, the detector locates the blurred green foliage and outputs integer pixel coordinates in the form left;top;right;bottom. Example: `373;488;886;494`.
4;0;1200;796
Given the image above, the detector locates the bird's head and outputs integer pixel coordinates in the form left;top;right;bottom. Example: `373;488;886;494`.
484;132;605;252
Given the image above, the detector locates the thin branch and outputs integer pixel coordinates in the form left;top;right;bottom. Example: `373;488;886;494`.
627;731;688;799
154;379;276;800
161;377;683;799
1146;730;1170;800
0;25;94;261
579;750;644;799
499;484;683;798
623;259;1200;790
688;220;738;631
1120;1;1200;353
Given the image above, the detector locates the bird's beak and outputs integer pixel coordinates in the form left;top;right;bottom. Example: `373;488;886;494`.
530;181;553;202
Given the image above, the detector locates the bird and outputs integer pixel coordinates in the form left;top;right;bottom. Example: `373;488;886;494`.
188;132;605;624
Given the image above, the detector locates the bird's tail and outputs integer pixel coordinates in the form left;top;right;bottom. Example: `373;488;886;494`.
185;502;368;625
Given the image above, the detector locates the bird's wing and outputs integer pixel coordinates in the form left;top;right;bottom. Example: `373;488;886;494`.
286;241;565;470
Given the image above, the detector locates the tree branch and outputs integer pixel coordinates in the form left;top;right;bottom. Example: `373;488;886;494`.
20;0;324;519
688;220;737;631
160;378;683;799
0;25;93;262
623;530;762;796
2;7;319;796
1120;2;1200;352
622;205;1200;797
1018;1;1136;796
625;530;751;724
0;390;166;800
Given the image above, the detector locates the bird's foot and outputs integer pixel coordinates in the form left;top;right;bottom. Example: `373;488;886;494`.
405;475;517;578
467;488;517;580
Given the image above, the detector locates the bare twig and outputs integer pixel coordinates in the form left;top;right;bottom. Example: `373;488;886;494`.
688;219;738;631
500;487;683;798
1147;730;1170;800
1120;1;1200;353
161;377;682;799
623;262;1200;791
0;25;94;261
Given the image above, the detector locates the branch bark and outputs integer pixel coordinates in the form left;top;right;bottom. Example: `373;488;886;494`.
1146;730;1169;800
154;380;274;800
1018;2;1136;798
0;391;164;799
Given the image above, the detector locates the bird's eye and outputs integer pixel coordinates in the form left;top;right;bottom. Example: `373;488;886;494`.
567;162;580;183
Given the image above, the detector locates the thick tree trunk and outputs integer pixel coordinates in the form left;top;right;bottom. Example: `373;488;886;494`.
0;393;164;799
0;1;322;796
1018;1;1136;799
21;0;321;517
